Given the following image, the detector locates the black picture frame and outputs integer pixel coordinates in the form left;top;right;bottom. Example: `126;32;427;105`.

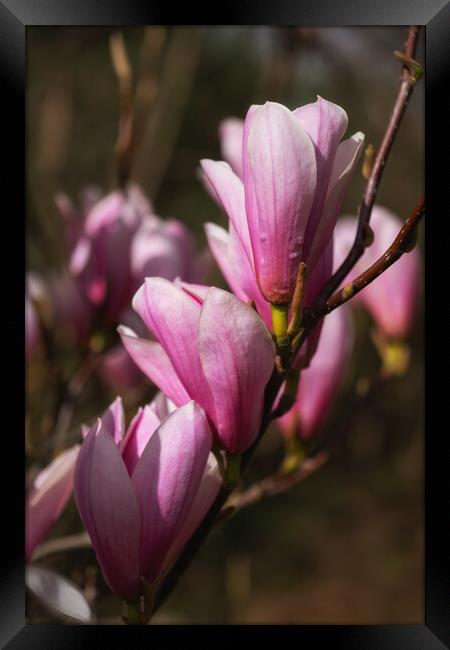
4;0;449;646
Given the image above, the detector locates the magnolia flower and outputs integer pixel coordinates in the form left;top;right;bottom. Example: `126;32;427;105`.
202;97;364;306
119;279;276;454
55;184;208;326
279;305;353;439
334;206;421;339
74;399;218;603
26;445;80;561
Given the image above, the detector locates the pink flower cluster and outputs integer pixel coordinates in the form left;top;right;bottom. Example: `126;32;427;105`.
26;97;422;607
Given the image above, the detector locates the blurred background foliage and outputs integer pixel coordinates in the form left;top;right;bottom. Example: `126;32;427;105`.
26;26;424;623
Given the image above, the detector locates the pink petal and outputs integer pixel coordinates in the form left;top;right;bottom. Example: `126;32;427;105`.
244;102;317;303
131;221;185;283
161;453;222;575
132;278;213;416
148;391;175;420
204;222;272;329
101;397;125;445
228;224;272;328
308;131;365;271
204;223;249;302
120;406;161;476
73;423;141;603
69;237;92;276
175;279;210;304
294;97;348;259
131;401;212;584
84;192;126;237
26;445;80;561
219;117;244;179
200;159;253;269
118;325;190;406
198;288;275;453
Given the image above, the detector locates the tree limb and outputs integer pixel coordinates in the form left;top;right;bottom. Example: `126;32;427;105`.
226;451;329;512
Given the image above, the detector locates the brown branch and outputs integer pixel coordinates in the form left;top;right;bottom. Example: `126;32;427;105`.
130;28;166;166
32;531;91;561
51;351;100;456
110;32;134;189
226;451;329;512
314;25;421;311
324;194;424;315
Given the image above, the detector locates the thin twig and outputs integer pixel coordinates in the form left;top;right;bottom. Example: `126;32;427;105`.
226;451;329;512
51;351;100;455
130;28;166;166
32;531;91;561
110;32;134;188
314;25;421;310
294;193;424;356
324;194;424;315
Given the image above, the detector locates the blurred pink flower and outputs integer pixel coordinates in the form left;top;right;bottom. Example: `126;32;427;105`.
97;344;144;394
279;304;354;440
26;445;80;561
119;279;275;454
219;117;244;178
74;399;217;602
55;184;209;327
334;205;422;339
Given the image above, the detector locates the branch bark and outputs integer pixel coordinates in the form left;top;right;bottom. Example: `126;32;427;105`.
324;194;424;315
226;451;329;512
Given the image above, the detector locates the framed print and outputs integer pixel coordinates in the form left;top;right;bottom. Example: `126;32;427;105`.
2;0;449;646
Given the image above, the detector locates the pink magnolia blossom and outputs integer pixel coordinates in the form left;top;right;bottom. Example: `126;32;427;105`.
55;184;208;326
74;399;217;603
202;97;364;305
26;445;80;561
334;206;421;339
119;279;276;454
279;304;353;439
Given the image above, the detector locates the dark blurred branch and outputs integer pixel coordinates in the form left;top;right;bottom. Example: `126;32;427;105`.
110;32;135;188
130;28;167;164
134;27;201;201
51;350;100;456
226;451;329;513
32;531;91;561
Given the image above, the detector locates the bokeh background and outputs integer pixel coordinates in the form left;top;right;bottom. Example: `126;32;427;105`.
26;26;424;624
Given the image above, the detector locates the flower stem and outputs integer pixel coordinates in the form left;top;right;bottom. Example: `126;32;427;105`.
271;304;289;346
